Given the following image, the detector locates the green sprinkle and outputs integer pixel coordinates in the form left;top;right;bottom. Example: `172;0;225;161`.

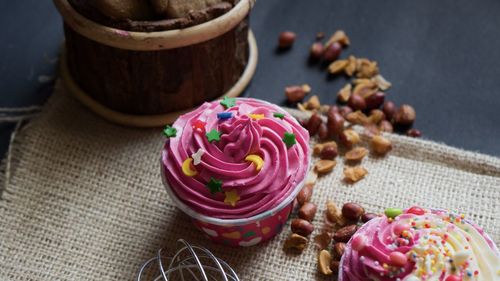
273;112;285;119
282;132;296;148
206;177;223;194
243;231;256;238
220;96;236;109
206;129;222;142
162;125;177;138
385;208;403;218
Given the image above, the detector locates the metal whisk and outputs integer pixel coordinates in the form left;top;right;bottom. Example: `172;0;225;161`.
137;239;240;281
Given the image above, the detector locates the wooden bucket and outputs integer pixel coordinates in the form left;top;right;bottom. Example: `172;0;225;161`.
53;0;257;127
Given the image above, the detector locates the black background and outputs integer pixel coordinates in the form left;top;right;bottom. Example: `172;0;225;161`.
1;0;500;158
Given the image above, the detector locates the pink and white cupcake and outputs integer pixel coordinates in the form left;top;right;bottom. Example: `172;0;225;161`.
161;97;310;247
340;207;500;281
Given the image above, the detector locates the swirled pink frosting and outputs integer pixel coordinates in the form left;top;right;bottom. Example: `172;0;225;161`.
341;208;500;281
161;98;310;219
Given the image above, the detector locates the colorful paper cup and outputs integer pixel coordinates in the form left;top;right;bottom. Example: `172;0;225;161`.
161;159;310;247
338;208;500;281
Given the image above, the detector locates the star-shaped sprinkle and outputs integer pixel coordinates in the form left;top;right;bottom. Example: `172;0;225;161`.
273;112;285;119
282;132;296;148
191;148;205;165
192;120;206;132
206;129;222;142
224;190;240;207
162;125;177;138
220;96;236;109
206;177;223;194
249;113;265;120
217;112;233;120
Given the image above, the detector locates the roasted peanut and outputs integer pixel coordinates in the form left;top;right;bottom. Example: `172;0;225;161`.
347;94;367;111
285;86;306;103
340;129;361;148
314;160;336;175
296;183;313;205
333;225;357;243
318;250;333;275
371;135;392;155
278;31;296;48
393;104;416;126
327;109;345;137
283;233;308;252
343;166;368;183
361;212;379;223
305;113;322;136
342;202;365;221
291;218;315;236
407;128;422;138
333;242;346;260
323;42;342;62
298;202;317;222
345;147;369;162
382;101;397;121
310;42;325;59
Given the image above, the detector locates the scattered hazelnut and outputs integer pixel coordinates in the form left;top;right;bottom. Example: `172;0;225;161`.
379;120;394;133
318;123;329;141
361;213;379;223
382;101;397;121
297;183;313;205
285;86;307;103
393;104;416;126
310;42;325;59
304;95;321;110
278;31;296;48
343;166;368;183
314;160;337;175
368;109;385;124
327;109;345;137
407;128;422;138
365;91;386;110
283;233;308;252
342;203;365;221
337;83;352;103
328;59;349;74
323;42;342;62
318;250;333;275
333;242;346;260
298;202;318;222
340;129;361;148
305;113;322;136
333;225;357;243
320;145;338;160
291;218;315;236
325;30;350;47
345;147;369;162
371;135;392;155
347;94;367;111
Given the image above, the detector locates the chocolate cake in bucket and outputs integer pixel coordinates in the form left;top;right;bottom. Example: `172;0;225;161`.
53;0;257;127
161;97;311;247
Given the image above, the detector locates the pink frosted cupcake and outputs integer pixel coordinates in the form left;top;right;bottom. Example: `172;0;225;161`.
340;207;500;281
161;97;310;247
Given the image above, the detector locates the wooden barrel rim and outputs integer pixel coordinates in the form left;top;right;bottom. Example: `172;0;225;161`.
60;30;258;127
53;0;255;51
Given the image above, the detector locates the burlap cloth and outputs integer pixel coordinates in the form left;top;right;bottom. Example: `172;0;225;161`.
1;82;500;280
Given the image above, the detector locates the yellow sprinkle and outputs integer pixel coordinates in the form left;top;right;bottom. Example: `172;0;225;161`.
245;154;264;171
249;113;265;120
224;190;240;207
181;158;198;177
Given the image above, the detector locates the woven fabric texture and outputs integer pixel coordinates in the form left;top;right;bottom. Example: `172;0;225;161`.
1;83;500;280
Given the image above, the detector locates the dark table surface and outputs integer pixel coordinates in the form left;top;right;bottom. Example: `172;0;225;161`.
2;0;500;159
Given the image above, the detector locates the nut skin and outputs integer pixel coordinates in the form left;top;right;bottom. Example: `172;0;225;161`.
318;123;329;141
347;94;367;111
361;212;379;223
322;42;342;62
393;104;416;126
320;145;338;160
407;128;422;138
365;91;386;110
291;218;315;236
310;42;325;59
379;120;394;133
306;113;322;136
278;31;296;48
382;101;397;121
371;135;393;155
333;224;358;243
333;242;346;260
285;86;306;103
327;109;345;137
297;184;313;205
298;202;317;222
342;202;365;221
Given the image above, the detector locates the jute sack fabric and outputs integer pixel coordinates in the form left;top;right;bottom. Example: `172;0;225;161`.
1;82;500;280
